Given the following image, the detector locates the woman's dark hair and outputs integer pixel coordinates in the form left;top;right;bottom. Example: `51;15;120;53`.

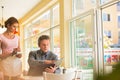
5;17;19;28
38;35;50;46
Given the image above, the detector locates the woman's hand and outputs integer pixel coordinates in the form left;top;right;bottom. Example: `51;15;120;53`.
16;48;21;52
16;54;22;58
11;48;17;56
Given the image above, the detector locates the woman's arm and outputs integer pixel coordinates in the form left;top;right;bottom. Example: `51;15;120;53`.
15;37;22;58
17;37;21;52
0;40;12;59
0;53;12;59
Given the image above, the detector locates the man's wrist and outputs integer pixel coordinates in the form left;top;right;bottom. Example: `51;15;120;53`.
39;60;45;63
53;69;56;73
52;60;54;64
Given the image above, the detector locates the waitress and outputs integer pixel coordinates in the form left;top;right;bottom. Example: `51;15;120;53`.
0;17;22;80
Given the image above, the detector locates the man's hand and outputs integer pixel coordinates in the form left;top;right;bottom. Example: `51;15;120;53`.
44;60;55;64
45;66;56;73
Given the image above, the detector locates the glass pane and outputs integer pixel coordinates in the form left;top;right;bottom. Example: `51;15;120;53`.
31;21;41;36
32;10;50;35
24;24;32;39
100;0;112;5
52;4;60;26
24;38;32;70
52;27;60;58
73;0;96;17
31;35;39;51
102;2;120;74
70;13;94;80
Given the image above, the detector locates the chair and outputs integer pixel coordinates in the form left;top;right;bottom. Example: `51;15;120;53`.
0;71;4;80
73;70;82;80
43;72;75;80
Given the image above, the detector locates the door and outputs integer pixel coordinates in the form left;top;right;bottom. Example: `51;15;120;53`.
70;10;96;80
101;1;120;74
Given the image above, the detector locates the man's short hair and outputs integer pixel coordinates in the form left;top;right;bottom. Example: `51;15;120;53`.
38;35;50;46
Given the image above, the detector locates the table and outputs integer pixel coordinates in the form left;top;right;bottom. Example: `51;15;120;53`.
20;76;43;80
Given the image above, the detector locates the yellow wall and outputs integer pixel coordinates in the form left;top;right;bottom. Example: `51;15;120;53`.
59;0;72;68
19;0;52;24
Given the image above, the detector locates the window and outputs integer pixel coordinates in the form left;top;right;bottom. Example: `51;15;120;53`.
104;31;111;38
70;12;94;80
52;4;60;26
52;27;60;57
100;0;112;5
23;4;60;70
117;2;120;11
102;13;111;21
118;31;120;44
32;10;50;36
118;16;120;28
72;0;96;17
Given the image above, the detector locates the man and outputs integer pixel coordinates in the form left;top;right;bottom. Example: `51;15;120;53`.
28;35;60;76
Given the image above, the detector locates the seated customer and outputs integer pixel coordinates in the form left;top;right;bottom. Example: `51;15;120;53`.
28;35;60;76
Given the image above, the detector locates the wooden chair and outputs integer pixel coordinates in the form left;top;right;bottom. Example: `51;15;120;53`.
0;71;4;80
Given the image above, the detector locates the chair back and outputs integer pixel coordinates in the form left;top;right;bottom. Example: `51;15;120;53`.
0;71;4;80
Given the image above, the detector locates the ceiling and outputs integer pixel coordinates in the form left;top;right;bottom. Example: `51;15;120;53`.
0;0;42;21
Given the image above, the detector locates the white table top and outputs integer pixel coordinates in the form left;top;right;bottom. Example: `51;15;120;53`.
20;76;43;80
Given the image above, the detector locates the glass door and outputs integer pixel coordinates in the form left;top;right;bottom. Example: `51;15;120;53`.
70;10;95;80
101;1;120;74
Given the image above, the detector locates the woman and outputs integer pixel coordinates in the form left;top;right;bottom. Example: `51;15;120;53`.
0;17;22;80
